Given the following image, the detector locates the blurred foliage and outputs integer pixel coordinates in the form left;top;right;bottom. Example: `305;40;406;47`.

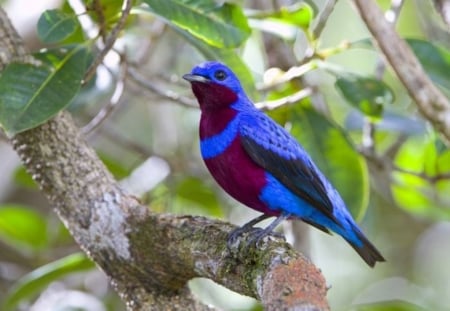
3;253;95;311
0;0;450;310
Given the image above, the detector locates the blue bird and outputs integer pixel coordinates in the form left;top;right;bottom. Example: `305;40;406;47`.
183;61;385;267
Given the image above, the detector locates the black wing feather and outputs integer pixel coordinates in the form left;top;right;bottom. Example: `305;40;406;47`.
239;114;338;223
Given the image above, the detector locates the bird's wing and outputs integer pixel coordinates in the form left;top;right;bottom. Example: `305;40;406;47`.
239;112;337;223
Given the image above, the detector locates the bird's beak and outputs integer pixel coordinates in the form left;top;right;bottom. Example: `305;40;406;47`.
182;74;211;83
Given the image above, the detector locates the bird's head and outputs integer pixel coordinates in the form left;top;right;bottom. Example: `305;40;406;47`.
183;61;244;111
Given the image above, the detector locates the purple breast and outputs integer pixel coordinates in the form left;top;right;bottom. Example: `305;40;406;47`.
203;136;279;216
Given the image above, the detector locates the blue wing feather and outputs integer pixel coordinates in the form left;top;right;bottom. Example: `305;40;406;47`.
239;112;338;224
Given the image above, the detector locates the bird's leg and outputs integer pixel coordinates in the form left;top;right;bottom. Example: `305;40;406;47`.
227;214;272;248
247;212;290;247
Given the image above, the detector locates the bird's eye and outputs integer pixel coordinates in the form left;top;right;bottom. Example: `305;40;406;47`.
214;70;227;81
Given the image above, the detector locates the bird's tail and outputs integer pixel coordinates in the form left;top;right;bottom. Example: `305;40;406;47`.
345;226;385;267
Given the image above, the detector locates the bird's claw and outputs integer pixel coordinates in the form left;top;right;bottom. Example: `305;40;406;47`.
227;226;262;249
227;226;284;251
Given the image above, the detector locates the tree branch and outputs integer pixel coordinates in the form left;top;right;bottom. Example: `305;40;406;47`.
353;0;450;143
0;6;329;311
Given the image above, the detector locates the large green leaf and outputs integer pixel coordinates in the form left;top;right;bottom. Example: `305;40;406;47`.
37;9;79;43
335;74;394;118
392;137;450;220
0;204;48;250
3;253;95;311
286;106;370;220
142;0;251;48
0;46;89;135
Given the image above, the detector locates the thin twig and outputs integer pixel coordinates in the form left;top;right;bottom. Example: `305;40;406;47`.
393;165;450;183
127;66;198;108
362;0;405;155
258;61;317;92
312;0;338;39
91;0;107;41
83;0;133;84
255;87;313;110
374;0;405;79
82;55;127;135
353;0;450;144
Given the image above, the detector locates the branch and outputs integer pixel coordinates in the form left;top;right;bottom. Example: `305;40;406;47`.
0;7;329;311
127;66;198;108
353;0;450;143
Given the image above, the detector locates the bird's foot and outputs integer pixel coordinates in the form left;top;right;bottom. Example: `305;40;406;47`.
227;226;284;251
227;226;260;249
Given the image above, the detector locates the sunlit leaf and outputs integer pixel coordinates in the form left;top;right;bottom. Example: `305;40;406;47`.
335;74;394;118
0;46;89;135
278;3;314;29
0;204;48;250
3;253;95;311
392;137;450;220
37;9;79;43
142;0;251;48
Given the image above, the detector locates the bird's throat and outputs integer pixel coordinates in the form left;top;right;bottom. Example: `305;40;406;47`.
192;82;238;111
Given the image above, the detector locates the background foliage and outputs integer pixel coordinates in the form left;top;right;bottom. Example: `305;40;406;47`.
0;0;449;310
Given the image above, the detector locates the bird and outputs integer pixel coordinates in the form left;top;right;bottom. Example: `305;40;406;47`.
183;61;385;267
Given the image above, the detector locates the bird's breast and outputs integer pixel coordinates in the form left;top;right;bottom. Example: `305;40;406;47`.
200;112;278;215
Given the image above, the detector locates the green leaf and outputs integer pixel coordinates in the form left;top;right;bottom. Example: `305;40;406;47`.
0;204;48;250
173;176;223;218
3;253;95;311
37;9;79;43
335;74;394;118
13;166;38;189
286;106;370;220
142;0;251;48
278;3;314;29
98;153;130;180
86;0;126;27
392;137;450;220
406;38;450;93
0;46;89;135
59;2;87;44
